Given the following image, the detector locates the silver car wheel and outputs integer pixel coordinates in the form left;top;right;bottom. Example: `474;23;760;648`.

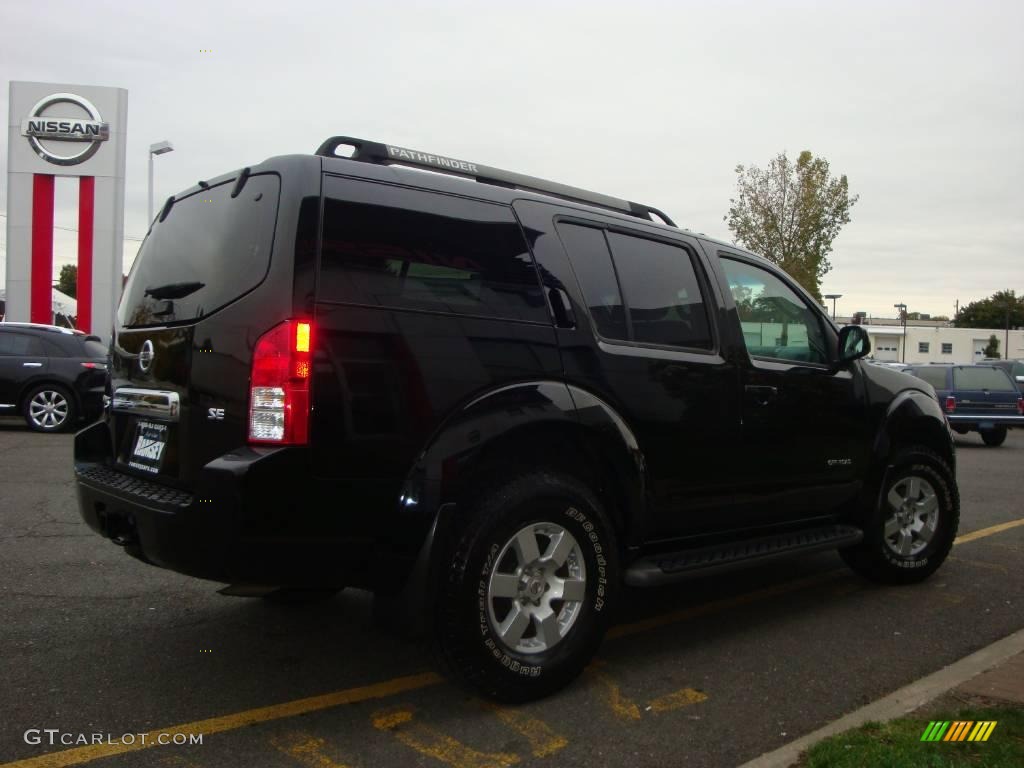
883;475;939;558
28;390;70;430
486;520;587;655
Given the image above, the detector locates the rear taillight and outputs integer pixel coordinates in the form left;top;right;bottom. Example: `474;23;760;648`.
80;362;106;369
944;396;956;414
1018;397;1023;416
248;320;312;445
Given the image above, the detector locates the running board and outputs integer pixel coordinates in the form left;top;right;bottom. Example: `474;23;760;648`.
624;525;863;587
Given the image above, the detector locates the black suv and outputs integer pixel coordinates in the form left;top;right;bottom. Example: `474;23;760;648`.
75;138;959;701
0;322;107;431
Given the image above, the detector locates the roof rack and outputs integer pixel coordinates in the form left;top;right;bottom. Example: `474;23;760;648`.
315;136;676;227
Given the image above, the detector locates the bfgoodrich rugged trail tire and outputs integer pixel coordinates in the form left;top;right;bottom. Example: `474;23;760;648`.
433;471;618;703
841;446;959;585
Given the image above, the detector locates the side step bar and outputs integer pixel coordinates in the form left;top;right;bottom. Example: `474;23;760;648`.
624;524;864;587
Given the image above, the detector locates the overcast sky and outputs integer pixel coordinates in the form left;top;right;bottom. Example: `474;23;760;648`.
2;0;1022;318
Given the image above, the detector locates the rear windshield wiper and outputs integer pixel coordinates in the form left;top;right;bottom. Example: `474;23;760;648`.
144;281;205;300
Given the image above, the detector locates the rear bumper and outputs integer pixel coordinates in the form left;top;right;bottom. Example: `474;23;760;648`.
73;420;373;585
947;414;1024;428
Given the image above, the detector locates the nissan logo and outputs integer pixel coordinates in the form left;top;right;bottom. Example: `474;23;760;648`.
20;93;110;166
139;340;155;373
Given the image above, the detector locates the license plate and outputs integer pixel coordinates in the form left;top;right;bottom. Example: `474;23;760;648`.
977;421;995;430
128;421;168;474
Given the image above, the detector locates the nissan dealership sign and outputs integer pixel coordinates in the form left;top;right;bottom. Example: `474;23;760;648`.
21;92;111;166
5;81;128;339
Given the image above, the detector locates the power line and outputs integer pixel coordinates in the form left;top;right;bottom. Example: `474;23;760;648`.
0;214;145;240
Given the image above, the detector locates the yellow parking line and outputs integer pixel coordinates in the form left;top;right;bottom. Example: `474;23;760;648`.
4;515;1022;768
483;704;568;758
270;731;351;768
0;673;441;768
587;668;642;721
372;706;518;768
954;518;1024;545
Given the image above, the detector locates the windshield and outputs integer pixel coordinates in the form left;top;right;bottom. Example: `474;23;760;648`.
118;174;280;328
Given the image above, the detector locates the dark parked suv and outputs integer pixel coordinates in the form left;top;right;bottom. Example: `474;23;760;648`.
0;322;107;431
75;137;960;701
906;363;1023;446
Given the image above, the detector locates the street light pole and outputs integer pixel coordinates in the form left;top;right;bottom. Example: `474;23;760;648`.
894;303;908;362
824;293;843;321
147;141;175;224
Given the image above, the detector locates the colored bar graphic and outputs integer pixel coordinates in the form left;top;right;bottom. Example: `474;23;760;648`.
923;720;998;742
921;721;950;741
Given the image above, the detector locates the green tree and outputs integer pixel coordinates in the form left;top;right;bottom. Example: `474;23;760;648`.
955;290;1024;329
725;150;859;301
982;334;1001;359
56;263;77;299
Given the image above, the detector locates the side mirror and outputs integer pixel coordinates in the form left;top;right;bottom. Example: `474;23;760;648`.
838;325;871;363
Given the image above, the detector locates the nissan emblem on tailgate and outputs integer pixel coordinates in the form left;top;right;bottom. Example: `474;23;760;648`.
139;340;155;373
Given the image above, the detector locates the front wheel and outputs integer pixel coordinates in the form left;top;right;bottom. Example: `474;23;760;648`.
981;426;1007;447
434;472;618;703
841;446;959;585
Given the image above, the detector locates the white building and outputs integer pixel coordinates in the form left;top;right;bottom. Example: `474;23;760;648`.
855;323;1024;364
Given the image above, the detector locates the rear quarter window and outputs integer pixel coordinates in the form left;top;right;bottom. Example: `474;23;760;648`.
118;174;280;328
953;367;1016;391
83;339;108;358
319;178;547;323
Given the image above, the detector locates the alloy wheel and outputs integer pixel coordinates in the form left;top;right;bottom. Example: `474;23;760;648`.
883;475;940;558
486;521;587;655
28;390;69;430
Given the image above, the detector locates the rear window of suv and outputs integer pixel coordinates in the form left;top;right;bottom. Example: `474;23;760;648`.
118;174;280;328
952;367;1016;391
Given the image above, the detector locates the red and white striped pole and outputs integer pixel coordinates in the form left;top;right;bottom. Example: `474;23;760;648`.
29;174;54;324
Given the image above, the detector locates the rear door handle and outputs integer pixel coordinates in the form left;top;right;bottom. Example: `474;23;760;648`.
22;362;43;368
745;384;778;406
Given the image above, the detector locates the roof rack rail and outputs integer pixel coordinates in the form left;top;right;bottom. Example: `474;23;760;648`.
315;136;676;227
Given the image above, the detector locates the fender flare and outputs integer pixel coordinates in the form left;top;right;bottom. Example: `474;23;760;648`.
389;380;645;636
861;389;955;519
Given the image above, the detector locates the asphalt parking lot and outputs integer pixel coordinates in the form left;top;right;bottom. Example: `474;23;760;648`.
0;422;1021;768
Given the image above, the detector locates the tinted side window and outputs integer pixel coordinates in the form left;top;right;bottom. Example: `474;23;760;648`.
555;223;627;340
606;232;712;350
0;332;43;356
720;257;829;364
912;367;950;389
953;367;1016;391
320;180;546;322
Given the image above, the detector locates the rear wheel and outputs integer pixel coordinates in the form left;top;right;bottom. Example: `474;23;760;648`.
23;384;76;433
980;426;1007;447
841;446;958;584
434;471;618;702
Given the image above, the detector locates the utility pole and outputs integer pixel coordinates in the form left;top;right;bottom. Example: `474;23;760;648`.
1006;302;1011;361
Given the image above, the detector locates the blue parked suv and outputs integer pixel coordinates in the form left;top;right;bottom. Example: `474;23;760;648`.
906;364;1023;446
